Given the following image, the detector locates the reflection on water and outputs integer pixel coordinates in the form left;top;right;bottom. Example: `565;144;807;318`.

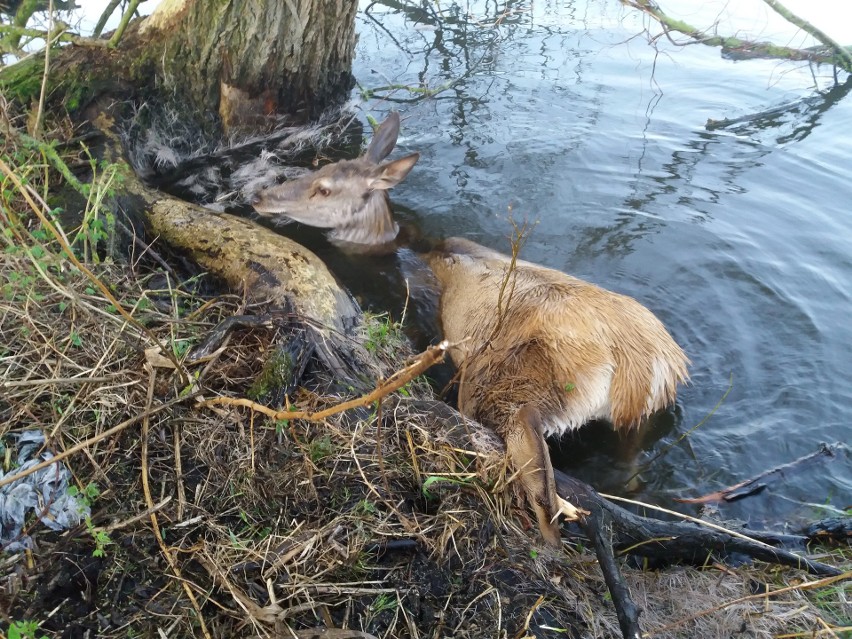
344;0;851;526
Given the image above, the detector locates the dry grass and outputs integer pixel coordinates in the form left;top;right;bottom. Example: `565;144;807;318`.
0;115;849;639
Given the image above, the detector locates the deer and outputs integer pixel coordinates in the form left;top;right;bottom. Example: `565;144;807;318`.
251;112;690;547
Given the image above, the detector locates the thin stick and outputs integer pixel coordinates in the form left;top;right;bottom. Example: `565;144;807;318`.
201;341;448;422
32;0;54;138
1;376;125;388
173;418;185;520
600;493;783;550
92;496;173;534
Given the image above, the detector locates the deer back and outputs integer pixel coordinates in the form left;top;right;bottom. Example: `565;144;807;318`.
425;238;689;437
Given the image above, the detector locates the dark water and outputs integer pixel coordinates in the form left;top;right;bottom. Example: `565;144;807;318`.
336;0;851;527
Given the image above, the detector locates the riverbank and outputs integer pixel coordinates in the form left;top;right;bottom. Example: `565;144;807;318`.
0;130;848;638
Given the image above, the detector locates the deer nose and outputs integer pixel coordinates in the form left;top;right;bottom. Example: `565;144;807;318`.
249;192;263;206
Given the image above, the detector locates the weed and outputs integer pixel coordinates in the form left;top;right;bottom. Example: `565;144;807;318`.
68;482;112;557
808;580;851;626
8;620;47;639
309;435;334;463
363;312;404;356
421;475;476;499
371;593;397;614
355;499;378;516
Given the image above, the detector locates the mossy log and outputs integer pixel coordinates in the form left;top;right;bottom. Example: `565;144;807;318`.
143;200;359;335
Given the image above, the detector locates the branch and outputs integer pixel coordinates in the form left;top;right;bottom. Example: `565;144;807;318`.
622;0;852;73
93;0;122;38
762;0;852;72
556;474;843;578
108;0;144;48
200;341;448;422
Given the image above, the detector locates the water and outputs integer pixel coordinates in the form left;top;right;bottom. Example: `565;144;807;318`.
341;0;852;527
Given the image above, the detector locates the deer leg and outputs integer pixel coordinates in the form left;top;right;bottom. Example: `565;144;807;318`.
507;404;564;547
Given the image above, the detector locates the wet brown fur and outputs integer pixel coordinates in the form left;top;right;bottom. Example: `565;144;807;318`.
426;238;689;545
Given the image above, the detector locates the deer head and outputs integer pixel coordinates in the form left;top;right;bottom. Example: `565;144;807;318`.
251;112;419;245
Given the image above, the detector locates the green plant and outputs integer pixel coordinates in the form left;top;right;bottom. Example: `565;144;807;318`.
421;475;476;499
355;499;378;516
363;312;404;356
68;482;112;557
8;619;47;639
370;593;397;614
808;580;851;626
70;152;125;262
309;435;334;462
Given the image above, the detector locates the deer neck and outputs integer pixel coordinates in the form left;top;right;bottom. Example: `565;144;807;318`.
329;190;399;245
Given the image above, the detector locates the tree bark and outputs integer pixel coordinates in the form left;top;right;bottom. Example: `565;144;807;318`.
138;0;358;134
1;0;358;134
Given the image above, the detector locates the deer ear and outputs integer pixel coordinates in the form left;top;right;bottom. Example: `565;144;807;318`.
365;112;401;164
369;153;420;190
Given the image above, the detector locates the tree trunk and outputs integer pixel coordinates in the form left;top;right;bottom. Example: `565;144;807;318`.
2;0;358;135
138;0;358;134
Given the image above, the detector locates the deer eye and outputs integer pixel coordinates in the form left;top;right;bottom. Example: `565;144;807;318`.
315;185;331;197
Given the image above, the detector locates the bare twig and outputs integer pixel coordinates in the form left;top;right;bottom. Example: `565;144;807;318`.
677;442;843;504
200;341;448;422
32;0;54;138
92;496;173;534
